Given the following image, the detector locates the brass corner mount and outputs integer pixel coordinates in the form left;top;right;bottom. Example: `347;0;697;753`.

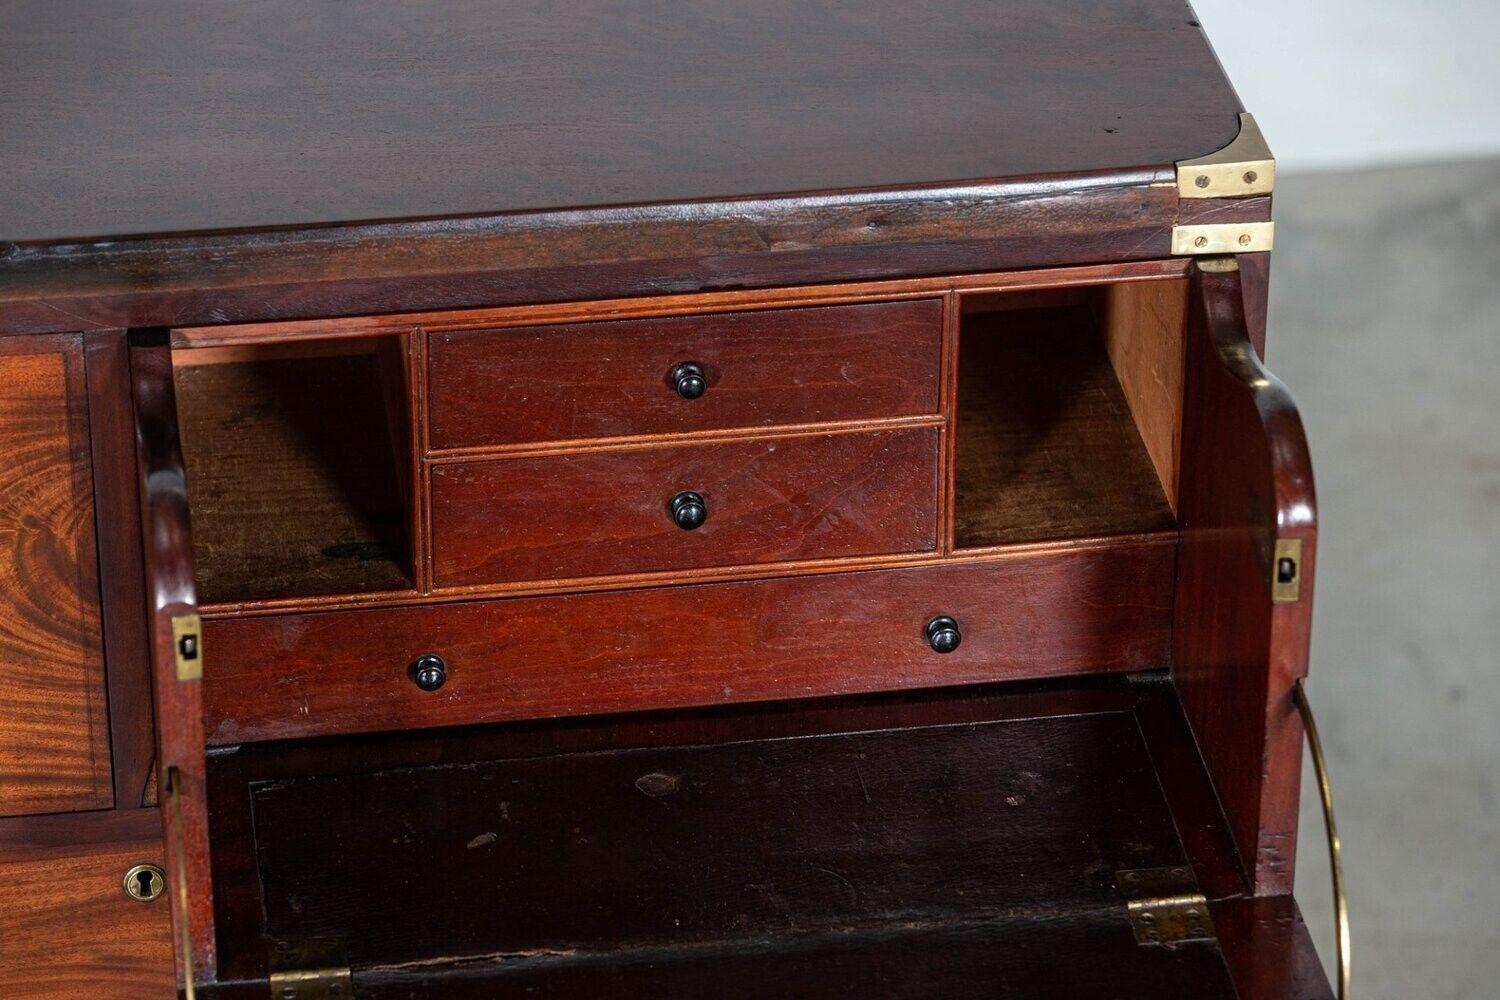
1176;112;1275;199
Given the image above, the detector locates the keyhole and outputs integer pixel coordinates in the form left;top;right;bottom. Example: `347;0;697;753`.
1276;557;1298;584
123;863;165;902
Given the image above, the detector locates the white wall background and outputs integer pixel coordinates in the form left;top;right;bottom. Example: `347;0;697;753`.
1192;0;1500;171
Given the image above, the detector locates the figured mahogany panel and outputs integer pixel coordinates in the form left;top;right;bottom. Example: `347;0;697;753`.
1174;261;1317;895
431;427;940;587
0;336;110;816
427;299;943;450
0;809;175;999
201;537;1174;744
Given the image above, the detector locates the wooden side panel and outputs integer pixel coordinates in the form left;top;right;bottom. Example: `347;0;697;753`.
431;427;941;587
1103;277;1189;513
1213;896;1335;1000
84;333;159;809
1174;260;1317;895
0;810;175;999
0;336;111;816
202;538;1175;745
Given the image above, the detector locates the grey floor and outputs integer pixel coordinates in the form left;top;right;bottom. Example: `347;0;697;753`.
1271;162;1500;998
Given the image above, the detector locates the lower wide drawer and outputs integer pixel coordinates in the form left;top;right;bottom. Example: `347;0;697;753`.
200;538;1174;744
429;427;941;587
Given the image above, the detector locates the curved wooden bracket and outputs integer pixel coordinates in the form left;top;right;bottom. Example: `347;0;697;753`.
1174;257;1319;896
130;328;217;983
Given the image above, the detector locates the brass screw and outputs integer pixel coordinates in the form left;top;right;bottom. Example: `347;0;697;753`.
1243;169;1259;184
1238;233;1252;246
1194;174;1210;188
1194;236;1208;248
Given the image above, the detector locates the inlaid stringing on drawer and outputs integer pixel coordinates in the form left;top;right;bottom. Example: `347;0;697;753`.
429;426;941;587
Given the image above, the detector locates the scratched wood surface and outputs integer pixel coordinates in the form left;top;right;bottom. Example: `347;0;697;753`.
237;701;1239;998
0;1;1240;245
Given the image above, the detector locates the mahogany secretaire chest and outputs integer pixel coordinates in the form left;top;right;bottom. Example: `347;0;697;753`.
0;3;1346;997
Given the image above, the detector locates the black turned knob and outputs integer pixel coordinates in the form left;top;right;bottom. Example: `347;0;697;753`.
926;616;962;654
671;491;708;530
409;654;447;691
672;362;707;400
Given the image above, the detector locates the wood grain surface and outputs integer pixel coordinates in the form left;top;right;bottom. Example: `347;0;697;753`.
430;427;940;587
427;299;942;451
0;809;175;999
0;336;110;816
1102;278;1190;512
0;1;1240;245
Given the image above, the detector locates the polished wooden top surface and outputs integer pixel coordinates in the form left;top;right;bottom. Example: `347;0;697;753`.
1;0;1241;245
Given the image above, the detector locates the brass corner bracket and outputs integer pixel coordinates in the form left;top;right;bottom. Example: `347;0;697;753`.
1172;221;1274;256
1177;112;1275;198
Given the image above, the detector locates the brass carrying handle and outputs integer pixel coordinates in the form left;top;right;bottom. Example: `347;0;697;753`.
1294;678;1350;1000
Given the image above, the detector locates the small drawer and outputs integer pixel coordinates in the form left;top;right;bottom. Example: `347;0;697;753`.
425;299;943;450
430;427;940;587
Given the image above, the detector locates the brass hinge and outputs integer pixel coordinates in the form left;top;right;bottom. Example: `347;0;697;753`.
171;613;203;681
1177;112;1275;198
268;966;352;1000
1116;867;1217;945
1273;538;1304;603
269;941;352;999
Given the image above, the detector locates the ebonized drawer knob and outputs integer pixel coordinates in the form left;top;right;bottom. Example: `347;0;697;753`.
409;654;448;691
926;616;962;654
671;491;708;530
672;362;707;400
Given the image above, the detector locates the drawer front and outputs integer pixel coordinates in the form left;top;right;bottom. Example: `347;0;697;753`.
0;811;176;999
425;299;943;450
201;538;1176;745
431;427;941;587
